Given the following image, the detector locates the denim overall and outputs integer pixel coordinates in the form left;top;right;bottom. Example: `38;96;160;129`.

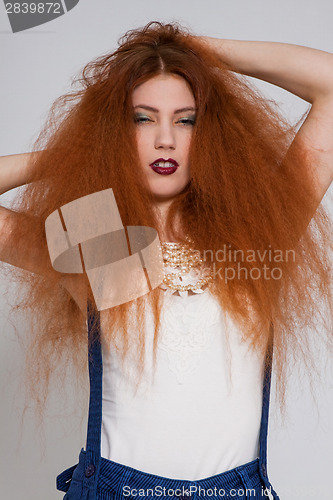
56;300;280;499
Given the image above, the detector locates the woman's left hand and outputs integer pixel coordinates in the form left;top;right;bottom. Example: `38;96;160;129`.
196;36;333;207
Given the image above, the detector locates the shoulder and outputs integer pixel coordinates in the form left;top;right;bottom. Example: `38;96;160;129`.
59;274;88;317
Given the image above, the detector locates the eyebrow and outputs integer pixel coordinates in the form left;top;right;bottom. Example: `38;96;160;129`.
133;105;196;114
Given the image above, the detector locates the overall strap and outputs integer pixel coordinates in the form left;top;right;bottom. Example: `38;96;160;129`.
82;300;103;495
258;322;279;499
86;299;103;455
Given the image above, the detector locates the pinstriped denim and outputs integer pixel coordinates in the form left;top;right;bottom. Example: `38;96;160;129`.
56;301;280;500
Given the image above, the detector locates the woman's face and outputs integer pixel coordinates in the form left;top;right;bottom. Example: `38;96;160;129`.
131;73;196;210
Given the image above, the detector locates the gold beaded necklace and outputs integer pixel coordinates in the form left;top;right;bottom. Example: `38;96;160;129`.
160;238;214;294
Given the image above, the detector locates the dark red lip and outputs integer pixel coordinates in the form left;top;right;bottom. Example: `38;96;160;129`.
149;158;179;167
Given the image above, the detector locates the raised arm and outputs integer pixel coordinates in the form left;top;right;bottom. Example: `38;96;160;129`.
0;151;51;276
0;152;39;195
197;38;333;206
0;152;87;315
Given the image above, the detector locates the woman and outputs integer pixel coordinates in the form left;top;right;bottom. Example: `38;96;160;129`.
0;21;332;499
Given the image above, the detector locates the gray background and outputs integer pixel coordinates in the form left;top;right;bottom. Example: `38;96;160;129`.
0;0;332;498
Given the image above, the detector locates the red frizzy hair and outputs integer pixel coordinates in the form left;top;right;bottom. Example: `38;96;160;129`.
1;21;333;443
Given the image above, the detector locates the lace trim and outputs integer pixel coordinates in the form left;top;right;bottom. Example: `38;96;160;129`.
158;291;221;384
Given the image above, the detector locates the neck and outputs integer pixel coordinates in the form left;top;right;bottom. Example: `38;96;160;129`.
153;201;183;244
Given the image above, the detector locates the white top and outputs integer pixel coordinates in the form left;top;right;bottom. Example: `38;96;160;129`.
99;266;266;480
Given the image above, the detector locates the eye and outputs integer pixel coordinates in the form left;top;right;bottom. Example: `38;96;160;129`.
134;114;152;124
177;117;196;126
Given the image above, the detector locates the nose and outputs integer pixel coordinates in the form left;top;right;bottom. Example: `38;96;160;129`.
154;122;176;150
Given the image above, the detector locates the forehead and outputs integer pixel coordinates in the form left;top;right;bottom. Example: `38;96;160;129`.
131;74;195;109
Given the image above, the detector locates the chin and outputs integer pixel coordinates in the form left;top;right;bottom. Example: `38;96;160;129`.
152;190;182;201
149;182;190;200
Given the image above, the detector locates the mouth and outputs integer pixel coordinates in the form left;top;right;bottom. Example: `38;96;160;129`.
149;158;179;176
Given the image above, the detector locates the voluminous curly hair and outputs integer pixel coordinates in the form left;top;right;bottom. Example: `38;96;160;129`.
1;21;332;444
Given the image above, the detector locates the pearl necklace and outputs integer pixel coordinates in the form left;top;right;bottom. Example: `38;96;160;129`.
159;238;214;294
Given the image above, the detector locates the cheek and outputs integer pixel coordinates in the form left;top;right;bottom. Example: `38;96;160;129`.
184;137;192;162
135;134;148;162
136;130;151;152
